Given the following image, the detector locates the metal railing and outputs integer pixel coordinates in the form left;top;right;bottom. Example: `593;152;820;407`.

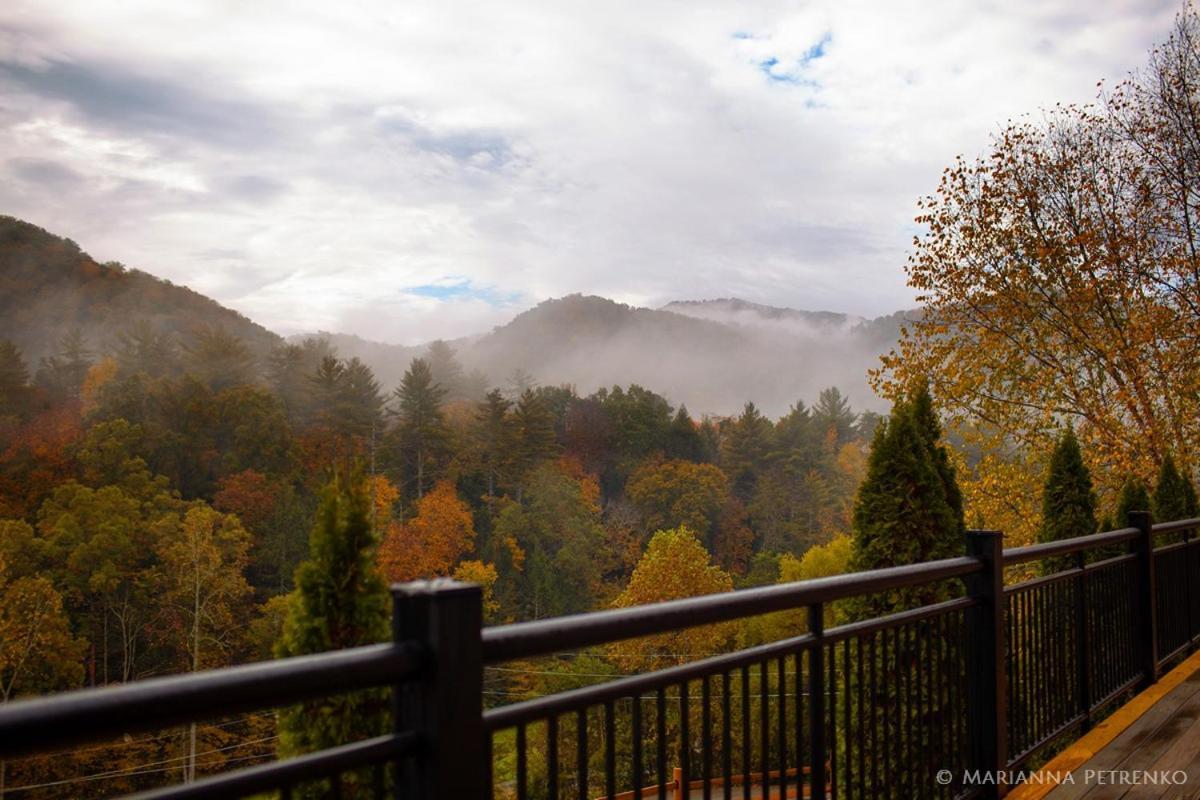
1;514;1197;799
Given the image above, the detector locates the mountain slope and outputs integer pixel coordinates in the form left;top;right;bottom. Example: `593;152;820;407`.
0;216;281;366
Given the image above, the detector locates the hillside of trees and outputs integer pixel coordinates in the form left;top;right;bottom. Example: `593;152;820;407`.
0;300;885;793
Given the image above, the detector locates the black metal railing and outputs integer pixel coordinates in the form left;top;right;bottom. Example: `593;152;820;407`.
1;515;1198;799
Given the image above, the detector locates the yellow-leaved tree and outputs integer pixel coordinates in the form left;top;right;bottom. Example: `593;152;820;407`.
874;9;1200;524
611;526;734;671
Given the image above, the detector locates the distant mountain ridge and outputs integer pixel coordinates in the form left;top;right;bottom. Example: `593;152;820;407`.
0;216;281;366
2;216;904;415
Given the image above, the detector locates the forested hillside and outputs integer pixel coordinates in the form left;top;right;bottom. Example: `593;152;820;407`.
0;217;281;367
0;262;878;792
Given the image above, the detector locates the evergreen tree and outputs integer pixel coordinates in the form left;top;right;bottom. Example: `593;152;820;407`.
665;405;704;462
36;329;93;401
1116;478;1152;524
389;358;449;501
720;402;774;503
849;399;960;615
0;339;30;415
1154;454;1192;523
275;472;389;788
908;380;965;534
425;340;465;399
473;389;513;501
812;387;857;445
1039;428;1097;573
511;389;559;492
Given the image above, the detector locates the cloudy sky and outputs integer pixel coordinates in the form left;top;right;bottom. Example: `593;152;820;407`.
0;0;1178;343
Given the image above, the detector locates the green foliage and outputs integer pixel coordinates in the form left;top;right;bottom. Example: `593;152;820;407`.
275;472;389;762
1153;453;1194;523
1039;428;1097;573
849;392;961;616
1117;478;1152;524
388;358;450;500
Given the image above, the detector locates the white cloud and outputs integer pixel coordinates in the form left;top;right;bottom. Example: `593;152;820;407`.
0;0;1179;343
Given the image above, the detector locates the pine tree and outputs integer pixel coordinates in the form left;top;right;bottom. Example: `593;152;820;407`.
665;405;704;462
474;389;513;502
720;402;774;503
1116;478;1152;524
1154;454;1191;523
511;389;558;491
844;395;960;798
812;387;857;445
908;380;965;534
389;358;449;501
849;399;960;615
1039;428;1097;573
425;340;465;399
275;472;389;790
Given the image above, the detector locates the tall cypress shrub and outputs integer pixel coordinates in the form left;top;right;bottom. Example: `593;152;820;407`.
1039;428;1097;573
1154;454;1191;523
275;471;389;793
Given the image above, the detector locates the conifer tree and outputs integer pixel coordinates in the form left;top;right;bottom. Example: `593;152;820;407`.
1039;428;1096;573
908;381;965;534
275;472;389;779
1116;478;1152;524
511;388;558;490
389;358;449;500
665;405;704;462
849;395;960;615
1154;454;1192;523
474;389;513;502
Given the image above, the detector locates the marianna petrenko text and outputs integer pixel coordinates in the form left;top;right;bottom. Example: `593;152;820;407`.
939;769;1189;787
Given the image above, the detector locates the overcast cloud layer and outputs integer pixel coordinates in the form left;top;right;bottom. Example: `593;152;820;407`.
0;1;1177;343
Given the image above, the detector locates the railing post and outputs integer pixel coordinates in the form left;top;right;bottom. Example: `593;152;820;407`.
393;578;485;799
808;603;826;800
964;530;1006;799
1073;550;1091;731
1129;511;1159;688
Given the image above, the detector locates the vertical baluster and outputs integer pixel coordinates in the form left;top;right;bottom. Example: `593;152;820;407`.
656;689;667;799
759;660;769;790
680;681;690;792
632;697;642;800
779;654;788;798
809;604;826;800
795;650;804;800
869;634;878;797
741;666;750;800
702;675;712;800
722;671;732;800
857;635;866;800
548;715;559;800
605;701;616;800
577;708;588;800
516;724;528;800
841;639;850;799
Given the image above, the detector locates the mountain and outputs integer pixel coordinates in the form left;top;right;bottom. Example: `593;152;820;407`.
0;216;281;367
1;215;905;415
453;295;903;415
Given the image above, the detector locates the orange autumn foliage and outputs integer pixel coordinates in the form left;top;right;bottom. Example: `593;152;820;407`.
378;479;475;582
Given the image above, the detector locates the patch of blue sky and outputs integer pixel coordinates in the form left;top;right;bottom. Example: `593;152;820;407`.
403;279;521;306
757;31;831;87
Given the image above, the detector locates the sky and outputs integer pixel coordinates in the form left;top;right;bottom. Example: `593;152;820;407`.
0;0;1179;344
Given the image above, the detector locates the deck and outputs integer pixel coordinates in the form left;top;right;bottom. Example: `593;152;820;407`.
1014;652;1200;800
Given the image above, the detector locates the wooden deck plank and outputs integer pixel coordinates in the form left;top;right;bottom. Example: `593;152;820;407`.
1012;651;1200;800
1047;673;1200;800
1073;673;1200;800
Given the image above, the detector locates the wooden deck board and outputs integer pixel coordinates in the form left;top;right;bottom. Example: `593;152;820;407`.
1042;669;1200;799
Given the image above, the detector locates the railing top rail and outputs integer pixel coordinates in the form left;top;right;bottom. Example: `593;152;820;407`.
1152;516;1200;535
481;555;982;664
1001;527;1139;566
0;641;423;759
